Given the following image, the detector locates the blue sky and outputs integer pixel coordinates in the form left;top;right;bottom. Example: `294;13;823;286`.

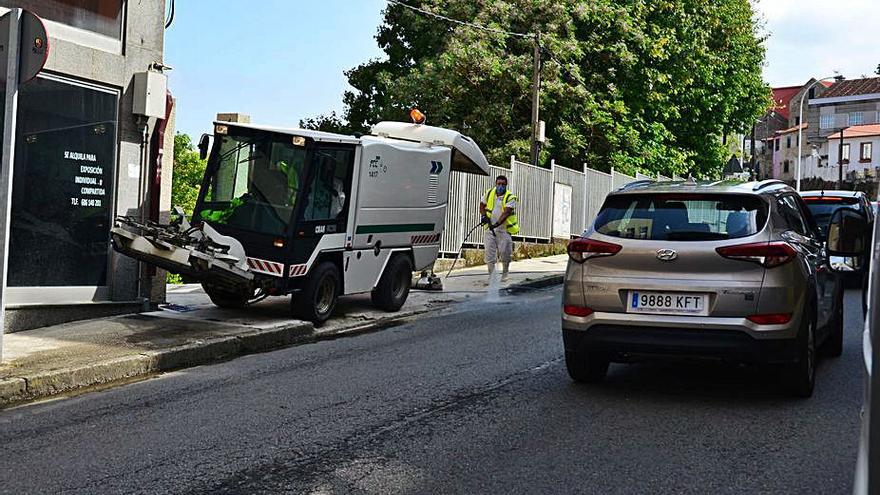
758;0;880;88
165;0;386;138
166;1;880;138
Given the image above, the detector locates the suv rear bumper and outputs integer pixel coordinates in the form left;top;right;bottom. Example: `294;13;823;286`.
562;313;801;364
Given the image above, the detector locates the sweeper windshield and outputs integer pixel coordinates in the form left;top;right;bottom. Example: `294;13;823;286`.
197;131;306;236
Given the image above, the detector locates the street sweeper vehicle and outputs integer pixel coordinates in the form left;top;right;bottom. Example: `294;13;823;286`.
111;118;491;324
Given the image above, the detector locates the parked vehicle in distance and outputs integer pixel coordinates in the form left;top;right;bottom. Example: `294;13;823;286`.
562;179;847;397
801;190;874;240
801;190;874;298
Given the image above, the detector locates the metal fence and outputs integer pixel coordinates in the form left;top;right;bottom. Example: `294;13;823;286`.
550;161;586;236
441;164;510;255
438;157;680;256
612;169;637;190
512;160;553;241
583;168;612;233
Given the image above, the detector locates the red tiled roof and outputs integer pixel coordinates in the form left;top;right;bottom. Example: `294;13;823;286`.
771;86;801;120
826;124;880;140
816;77;880;99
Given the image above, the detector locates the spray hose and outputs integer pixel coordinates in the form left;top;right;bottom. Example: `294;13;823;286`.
445;222;486;280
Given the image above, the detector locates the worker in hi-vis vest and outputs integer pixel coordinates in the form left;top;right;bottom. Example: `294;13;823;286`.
479;174;520;282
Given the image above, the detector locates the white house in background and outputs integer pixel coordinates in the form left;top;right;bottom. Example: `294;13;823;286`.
807;77;880;172
799;140;838;182
825;124;880;182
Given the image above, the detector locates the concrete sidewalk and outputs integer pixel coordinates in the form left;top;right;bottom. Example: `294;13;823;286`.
0;255;567;406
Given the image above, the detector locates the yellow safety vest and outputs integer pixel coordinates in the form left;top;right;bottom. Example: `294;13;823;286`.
483;188;520;235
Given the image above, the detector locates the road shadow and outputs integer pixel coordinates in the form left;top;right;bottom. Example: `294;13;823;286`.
556;342;865;408
594;360;787;401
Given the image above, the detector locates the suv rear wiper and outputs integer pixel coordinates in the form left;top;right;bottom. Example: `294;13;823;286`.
665;231;730;241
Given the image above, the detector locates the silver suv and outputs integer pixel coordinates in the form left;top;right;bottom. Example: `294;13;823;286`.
562;180;845;397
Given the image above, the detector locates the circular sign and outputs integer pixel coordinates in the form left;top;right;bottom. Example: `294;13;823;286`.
19;10;49;84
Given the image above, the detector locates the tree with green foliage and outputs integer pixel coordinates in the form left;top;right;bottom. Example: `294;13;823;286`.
303;0;770;177
299;111;355;135
172;133;206;216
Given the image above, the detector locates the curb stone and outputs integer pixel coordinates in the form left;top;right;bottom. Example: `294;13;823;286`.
23;355;154;401
142;336;243;371
315;308;434;340
506;274;565;292
235;324;314;353
0;322;315;407
0;378;26;401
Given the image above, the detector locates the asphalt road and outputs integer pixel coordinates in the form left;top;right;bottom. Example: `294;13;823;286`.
0;287;866;494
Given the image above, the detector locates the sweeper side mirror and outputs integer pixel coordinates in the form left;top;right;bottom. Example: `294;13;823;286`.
198;133;212;161
827;207;869;273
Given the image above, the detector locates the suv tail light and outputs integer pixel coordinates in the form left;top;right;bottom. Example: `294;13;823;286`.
564;305;594;317
747;313;792;325
568;238;622;263
716;242;796;268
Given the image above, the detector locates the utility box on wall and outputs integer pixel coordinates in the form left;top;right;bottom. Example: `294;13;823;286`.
132;71;167;118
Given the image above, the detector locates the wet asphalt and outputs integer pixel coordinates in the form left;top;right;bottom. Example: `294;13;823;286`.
0;287;867;494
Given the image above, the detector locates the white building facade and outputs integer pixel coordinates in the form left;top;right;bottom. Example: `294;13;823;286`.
826;125;880;183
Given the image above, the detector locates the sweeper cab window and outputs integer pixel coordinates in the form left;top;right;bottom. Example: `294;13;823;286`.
199;132;306;236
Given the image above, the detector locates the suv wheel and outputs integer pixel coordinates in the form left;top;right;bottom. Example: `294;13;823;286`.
823;289;844;358
565;349;610;383
782;313;816;398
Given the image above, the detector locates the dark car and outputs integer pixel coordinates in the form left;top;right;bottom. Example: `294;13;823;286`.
802;191;874;291
801;190;875;240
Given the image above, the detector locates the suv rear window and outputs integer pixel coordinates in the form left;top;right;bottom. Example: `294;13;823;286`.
594;194;768;241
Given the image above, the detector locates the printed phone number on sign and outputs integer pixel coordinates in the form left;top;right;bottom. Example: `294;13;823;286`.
70;198;103;207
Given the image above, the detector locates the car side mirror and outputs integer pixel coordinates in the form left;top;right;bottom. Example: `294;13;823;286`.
198;133;212;161
827;208;869;273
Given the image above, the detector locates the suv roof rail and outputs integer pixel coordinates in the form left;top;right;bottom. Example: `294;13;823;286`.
752;179;786;192
618;179;654;191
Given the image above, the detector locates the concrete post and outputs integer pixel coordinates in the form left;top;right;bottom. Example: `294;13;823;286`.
550;159;556;239
582;163;589;235
459;170;467;248
0;9;22;360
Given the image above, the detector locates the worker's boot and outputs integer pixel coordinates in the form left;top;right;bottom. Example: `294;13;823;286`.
501;262;510;282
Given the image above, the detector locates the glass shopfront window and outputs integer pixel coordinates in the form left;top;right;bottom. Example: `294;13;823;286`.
7;76;118;288
2;0;124;39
